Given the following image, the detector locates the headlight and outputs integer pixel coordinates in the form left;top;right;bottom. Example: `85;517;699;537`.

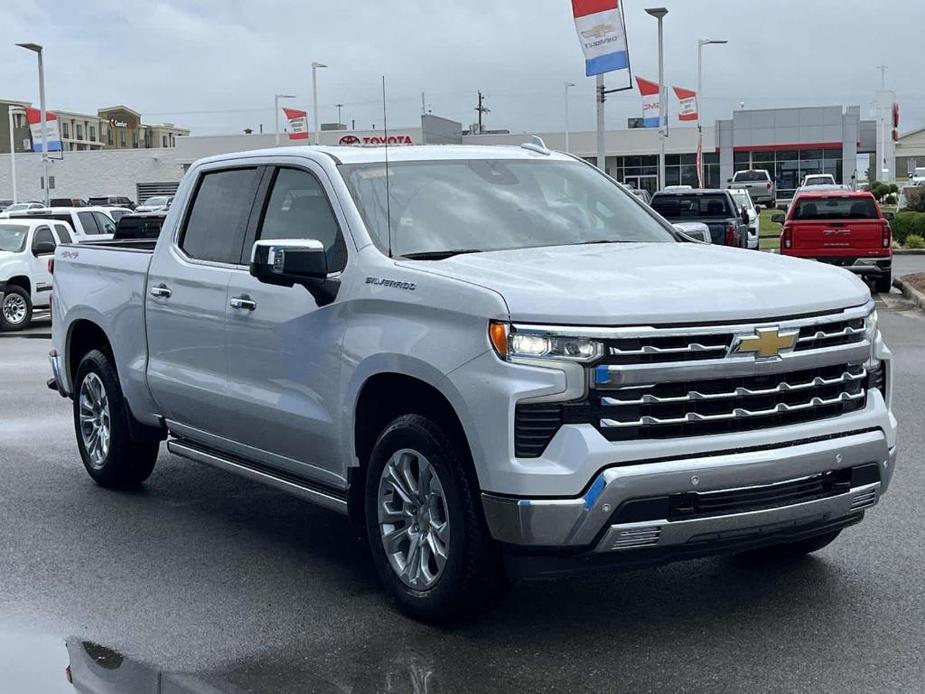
864;309;878;344
489;321;602;362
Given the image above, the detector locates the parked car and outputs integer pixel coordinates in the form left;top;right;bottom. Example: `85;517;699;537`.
0;219;69;330
87;195;136;209
910;167;925;184
774;189;892;293
729;169;776;208
800;174;837;188
728;188;760;249
7;206;117;242
0;199;13;212
651;189;749;247
0;201;45;217
50;197;88;207
50;145;896;621
135;195;173;213
113;212;167;241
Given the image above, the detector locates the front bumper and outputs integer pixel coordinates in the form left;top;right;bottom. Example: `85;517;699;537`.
482;429;894;560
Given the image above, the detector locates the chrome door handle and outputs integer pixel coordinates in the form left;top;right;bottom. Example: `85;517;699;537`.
149;284;172;298
230;295;257;311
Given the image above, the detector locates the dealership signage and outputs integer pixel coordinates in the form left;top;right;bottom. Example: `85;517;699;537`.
283;108;309;140
339;134;414;145
25;107;63;152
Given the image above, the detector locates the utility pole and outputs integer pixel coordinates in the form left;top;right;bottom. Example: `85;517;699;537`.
596;76;605;170
564;82;575;153
336;103;343;125
646;8;669;192
475;91;490;133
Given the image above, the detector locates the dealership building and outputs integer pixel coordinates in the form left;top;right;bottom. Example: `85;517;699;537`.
0;102;913;205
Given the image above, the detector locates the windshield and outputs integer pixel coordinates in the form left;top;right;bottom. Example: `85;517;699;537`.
733;171;769;182
729;191;754;209
0;224;28;253
339;159;674;257
792;197;878;220
143;196;168;206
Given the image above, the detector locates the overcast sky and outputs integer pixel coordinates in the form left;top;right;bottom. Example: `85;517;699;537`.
2;0;924;138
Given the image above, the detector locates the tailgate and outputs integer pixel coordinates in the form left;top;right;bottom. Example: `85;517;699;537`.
791;220;883;251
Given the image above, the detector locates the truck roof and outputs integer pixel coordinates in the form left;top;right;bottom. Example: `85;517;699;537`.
194;144;577;167
793;189;873;199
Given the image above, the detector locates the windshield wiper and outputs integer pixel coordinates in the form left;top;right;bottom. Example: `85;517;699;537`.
400;249;482;260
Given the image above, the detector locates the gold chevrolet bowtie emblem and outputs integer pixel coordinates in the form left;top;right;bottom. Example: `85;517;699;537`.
731;327;798;359
581;23;614;40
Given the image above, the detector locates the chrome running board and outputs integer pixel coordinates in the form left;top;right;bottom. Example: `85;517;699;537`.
166;439;348;515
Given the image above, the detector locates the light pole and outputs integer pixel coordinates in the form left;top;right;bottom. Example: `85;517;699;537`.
16;43;49;206
311;62;327;145
274;93;296;145
645;8;668;191
336;103;343;126
7;106;24;203
564;82;576;153
697;39;727;187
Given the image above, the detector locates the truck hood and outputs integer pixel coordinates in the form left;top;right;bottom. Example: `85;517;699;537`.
402;243;871;325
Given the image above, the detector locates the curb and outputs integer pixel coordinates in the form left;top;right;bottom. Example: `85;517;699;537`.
893;249;925;255
893;277;925;310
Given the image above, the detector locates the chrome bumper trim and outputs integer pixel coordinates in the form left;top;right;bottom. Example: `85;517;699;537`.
482;429;893;548
595;482;880;553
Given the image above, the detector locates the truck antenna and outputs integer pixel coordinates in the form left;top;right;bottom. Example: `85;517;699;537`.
382;75;393;258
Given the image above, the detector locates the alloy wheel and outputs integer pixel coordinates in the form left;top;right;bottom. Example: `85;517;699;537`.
1;293;27;325
78;372;111;470
377;448;450;590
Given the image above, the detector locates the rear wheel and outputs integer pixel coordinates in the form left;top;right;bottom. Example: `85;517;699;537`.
73;349;159;487
874;273;892;294
365;414;506;622
0;286;32;332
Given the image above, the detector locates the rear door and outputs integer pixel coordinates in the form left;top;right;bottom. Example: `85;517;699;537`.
146;165;264;443
789;196;883;255
221;163;350;487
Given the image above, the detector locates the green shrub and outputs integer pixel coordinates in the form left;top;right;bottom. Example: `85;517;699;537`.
892;212;919;244
905;234;925;249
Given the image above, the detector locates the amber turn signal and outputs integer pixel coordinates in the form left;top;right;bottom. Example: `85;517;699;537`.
489;321;509;358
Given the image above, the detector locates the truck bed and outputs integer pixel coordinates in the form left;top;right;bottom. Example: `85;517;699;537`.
51;242;159;420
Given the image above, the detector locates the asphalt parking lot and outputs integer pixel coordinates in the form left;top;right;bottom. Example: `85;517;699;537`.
1;281;924;693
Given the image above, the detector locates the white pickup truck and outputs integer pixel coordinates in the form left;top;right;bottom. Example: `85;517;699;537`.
48;145;897;621
0;218;71;330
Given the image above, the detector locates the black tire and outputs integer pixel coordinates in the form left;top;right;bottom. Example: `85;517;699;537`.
364;414;506;622
737;529;841;561
0;285;32;332
73;349;159;488
874;273;892;294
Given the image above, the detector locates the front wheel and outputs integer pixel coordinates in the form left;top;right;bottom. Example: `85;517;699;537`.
365;414;506;622
0;286;32;331
73;350;160;487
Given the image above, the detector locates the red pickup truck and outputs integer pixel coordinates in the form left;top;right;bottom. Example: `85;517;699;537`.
775;190;892;293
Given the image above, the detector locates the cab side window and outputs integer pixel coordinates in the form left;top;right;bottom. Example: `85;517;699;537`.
77;211;101;235
257;168;347;272
181;168;261;264
53;223;74;244
32;226;56;255
93;212;116;235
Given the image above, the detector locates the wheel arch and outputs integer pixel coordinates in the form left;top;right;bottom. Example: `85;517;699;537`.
4;274;32;296
348;369;479;525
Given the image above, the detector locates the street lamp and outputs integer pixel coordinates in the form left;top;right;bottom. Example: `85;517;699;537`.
16;42;49;206
697;39;727;187
564;82;576;153
644;8;668;191
311;62;327;145
274;93;296;145
7;106;25;204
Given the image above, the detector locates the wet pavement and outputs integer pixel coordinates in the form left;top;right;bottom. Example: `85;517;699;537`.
1;288;923;693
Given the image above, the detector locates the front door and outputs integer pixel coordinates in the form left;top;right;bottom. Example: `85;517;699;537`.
223;164;350;488
146;165;264;443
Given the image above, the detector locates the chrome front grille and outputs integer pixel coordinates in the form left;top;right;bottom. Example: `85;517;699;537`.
511;303;874;457
594;363;867;441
